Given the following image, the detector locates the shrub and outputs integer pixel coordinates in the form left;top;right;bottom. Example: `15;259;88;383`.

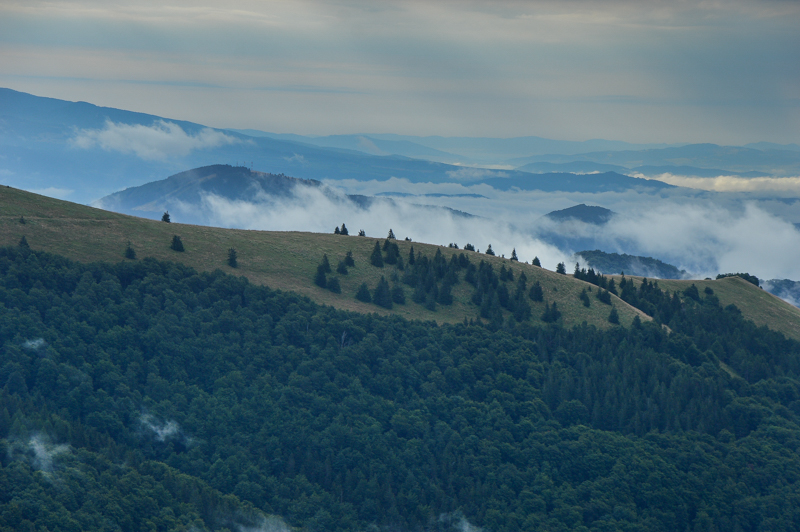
355;283;371;303
170;235;184;252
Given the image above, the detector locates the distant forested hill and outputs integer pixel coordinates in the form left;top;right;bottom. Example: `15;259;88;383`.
577;249;688;279
2;246;800;531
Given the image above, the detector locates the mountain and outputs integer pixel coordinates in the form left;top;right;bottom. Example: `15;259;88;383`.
519;143;800;176
481;171;675;193
762;279;800;308
5;186;800;531
544;204;616;225
1;88;688;203
629;165;771;178
515;161;630;174
576;249;688;279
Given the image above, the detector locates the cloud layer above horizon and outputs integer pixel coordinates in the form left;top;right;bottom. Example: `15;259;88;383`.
0;0;798;144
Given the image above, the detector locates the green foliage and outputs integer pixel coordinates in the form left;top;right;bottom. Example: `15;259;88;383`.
387;228;395;239
314;264;327;288
596;288;611;305
608;306;620;324
373;276;392;309
170;235;184;252
340;223;349;236
327;277;341;293
556;262;566;274
18;235;28;248
717;272;760;286
369;241;383;267
321;254;332;273
2;247;800;532
344;250;355;267
579;288;590;307
463;243;475;251
541;300;562;322
18;215;25;225
355;282;371;302
485;244;495;256
227;247;237;268
532;256;541;267
510;248;518;261
161;211;171;223
124;241;136;260
336;261;348;275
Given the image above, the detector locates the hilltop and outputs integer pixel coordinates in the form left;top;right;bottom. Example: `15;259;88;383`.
1;185;645;329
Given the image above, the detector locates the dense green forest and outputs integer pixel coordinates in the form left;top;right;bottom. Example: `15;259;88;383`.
2;246;800;531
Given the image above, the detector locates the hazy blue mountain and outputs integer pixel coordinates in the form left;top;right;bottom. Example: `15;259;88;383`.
515;161;630;173
630;165;771;178
482;171;675;193
544;204;616;225
576;250;688;279
521;143;800;176
745;142;800;152
226;130;470;164
761;279;800;308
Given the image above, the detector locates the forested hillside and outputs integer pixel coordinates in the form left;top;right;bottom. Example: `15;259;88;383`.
2;246;800;531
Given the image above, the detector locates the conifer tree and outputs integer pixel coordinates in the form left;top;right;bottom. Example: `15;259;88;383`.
334;226;341;235
373;276;393;309
608;306;620;324
327;277;341;293
321;254;332;273
485;244;495;256
464;243;475;251
511;248;518;261
340;223;349;235
387;229;396;239
125;242;136;260
171;235;184;252
336;261;348;275
227;248;238;268
19;235;29;248
370;241;384;267
162;211;171;223
408;246;415;265
345;250;355;267
18;215;25;225
529;281;543;302
580;288;590;307
532;256;541;267
358;229;366;236
556;262;566;274
391;284;406;304
355;282;371;303
314;264;327;288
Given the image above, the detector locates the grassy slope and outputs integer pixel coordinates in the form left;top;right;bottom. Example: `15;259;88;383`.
0;185;650;329
621;275;800;341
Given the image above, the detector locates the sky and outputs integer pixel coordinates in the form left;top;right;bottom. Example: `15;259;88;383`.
0;0;798;145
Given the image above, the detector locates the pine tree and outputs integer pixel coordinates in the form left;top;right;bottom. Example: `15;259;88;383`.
227;248;238;268
340;223;349;236
391;284;406;304
408;246;415;265
373;277;393;309
511;248;518;261
370;241;384;267
387;229;396;239
19;235;29;248
125;242;136;260
485;244;495;256
327;277;341;293
355;282;371;303
358;229;366;236
608;306;620;324
18;215;25;225
556;262;566;274
321;254;332;273
314;264;327;288
170;235;184;252
529;281;543;302
345;250;355;267
162;211;171;223
336;261;348;275
532;256;541;267
464;243;475;251
580;288;590;307
334;226;341;235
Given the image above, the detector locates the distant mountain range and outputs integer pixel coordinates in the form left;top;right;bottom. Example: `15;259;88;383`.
3;88;799;204
544;204;616;225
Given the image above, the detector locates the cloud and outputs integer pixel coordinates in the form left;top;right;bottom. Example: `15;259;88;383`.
446;167;509;182
189;185;571;269
22;337;46;350
139;413;186;442
71;120;243;160
27;187;75;199
7;434;70;475
634;173;800;193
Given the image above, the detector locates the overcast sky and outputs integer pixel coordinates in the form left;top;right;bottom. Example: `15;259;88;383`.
1;0;798;144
